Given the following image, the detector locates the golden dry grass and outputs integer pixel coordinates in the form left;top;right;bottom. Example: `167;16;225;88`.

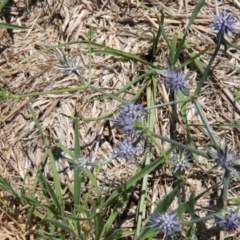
0;0;240;239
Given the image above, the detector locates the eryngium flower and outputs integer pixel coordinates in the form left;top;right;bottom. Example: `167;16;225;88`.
75;156;92;173
119;102;145;120
206;139;240;179
55;49;81;75
114;139;137;160
216;209;240;232
172;149;191;173
153;67;189;96
112;115;137;135
148;212;181;238
209;10;239;42
111;102;145;135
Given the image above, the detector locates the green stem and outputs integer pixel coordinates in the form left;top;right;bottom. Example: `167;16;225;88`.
183;214;214;225
18;86;87;98
223;170;229;211
151;132;209;158
144;97;191;110
74;71;127;103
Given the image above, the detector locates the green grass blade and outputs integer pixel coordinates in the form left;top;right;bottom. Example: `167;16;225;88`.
177;45;210;69
73;119;82;236
38;172;61;213
0;0;8;11
136;75;157;236
173;0;205;64
155;12;171;49
103;147;175;208
0;22;28;30
48;219;78;236
97;185;135;239
97;148;175;239
170;32;178;66
73;119;81;207
91;48;156;68
194;44;221;96
28;103;62;202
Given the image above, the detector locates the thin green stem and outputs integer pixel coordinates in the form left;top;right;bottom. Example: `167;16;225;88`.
18;86;87;98
183;214;214;225
151;132;209;158
193;99;220;150
74;71;127;103
144;97;191;110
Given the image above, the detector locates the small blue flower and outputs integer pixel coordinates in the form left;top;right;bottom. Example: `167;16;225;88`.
209;10;239;43
216;209;240;232
206;138;240;179
153;66;189;96
111;102;145;135
112;116;137;135
148;212;181;238
119;102;145;119
114;139;137;160
172;149;191;173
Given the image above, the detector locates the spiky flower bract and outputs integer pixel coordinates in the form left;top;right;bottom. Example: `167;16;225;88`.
75;156;92;173
206;138;240;179
55;48;82;75
153;66;189;96
148;212;181;238
172;149;191;173
209;10;239;43
216;209;240;232
114;139;137;161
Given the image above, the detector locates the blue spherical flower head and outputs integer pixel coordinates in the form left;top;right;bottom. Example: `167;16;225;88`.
209;10;239;43
111;102;146;135
152;67;189;96
216;209;240;232
114;139;137;161
148;212;181;238
111;115;137;135
119;102;145;120
206;138;240;179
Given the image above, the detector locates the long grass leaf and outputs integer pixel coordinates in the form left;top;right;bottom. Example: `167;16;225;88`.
39;172;61;212
28;103;62;202
103;147;174;208
0;0;8;11
174;0;205;64
97;148;175;239
48;219;78;236
0;22;28;29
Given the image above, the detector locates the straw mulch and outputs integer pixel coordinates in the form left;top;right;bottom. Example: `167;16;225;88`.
0;0;240;239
